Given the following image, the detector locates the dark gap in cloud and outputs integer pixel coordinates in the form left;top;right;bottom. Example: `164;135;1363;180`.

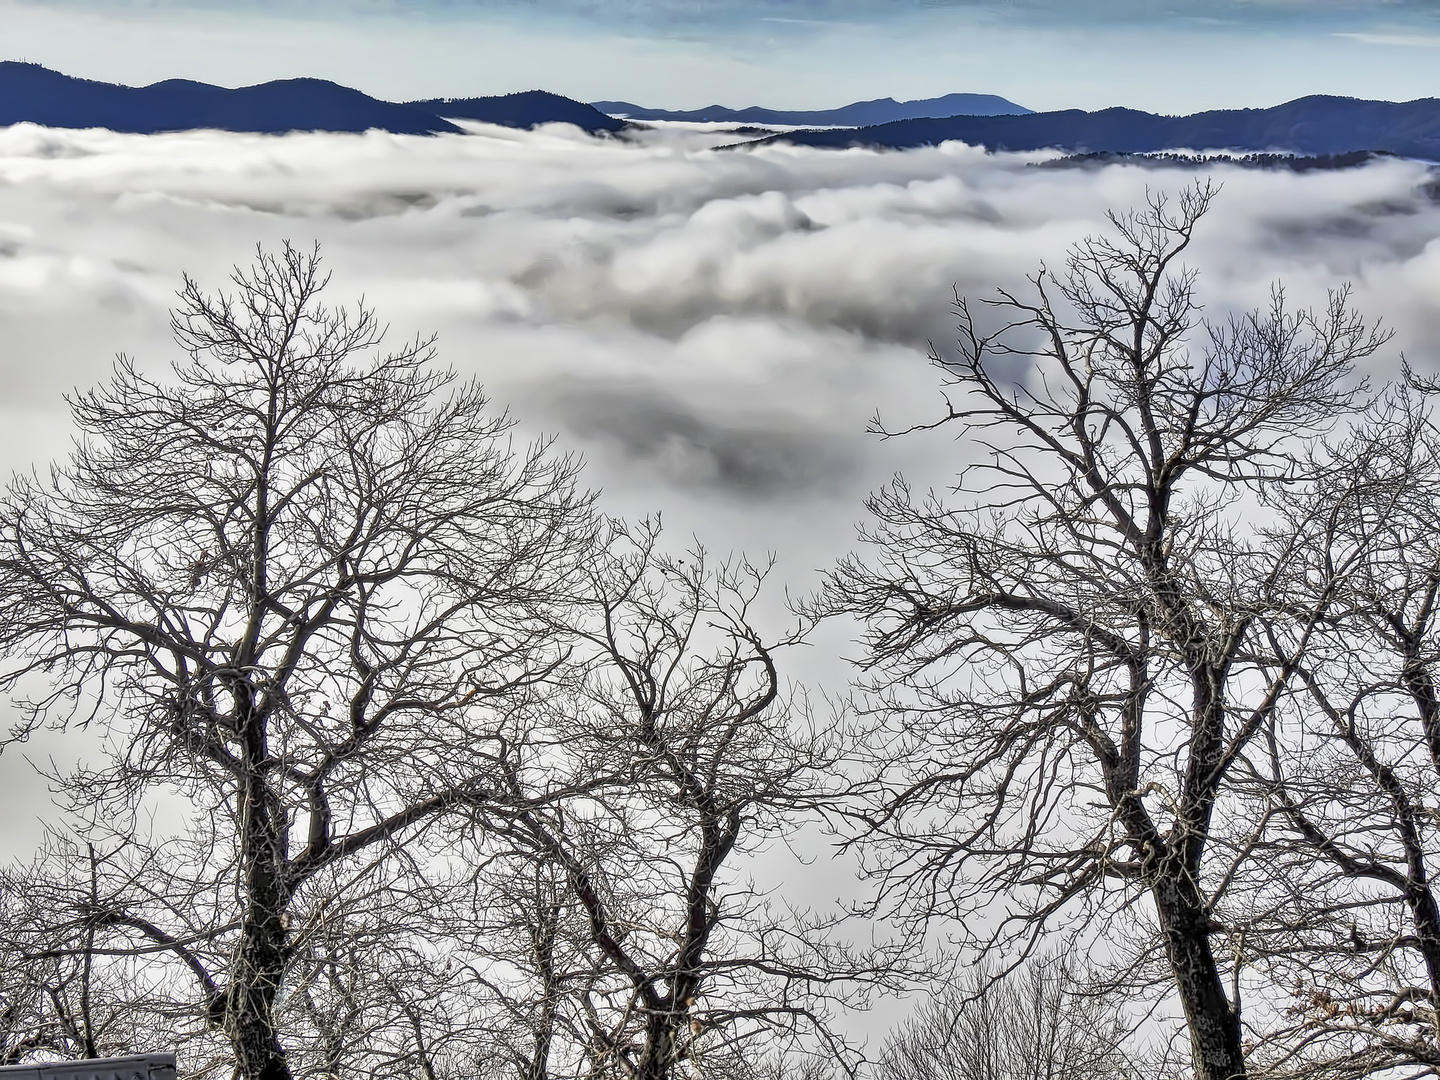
508;254;959;350
534;285;952;351
1257;187;1440;262
542;379;857;499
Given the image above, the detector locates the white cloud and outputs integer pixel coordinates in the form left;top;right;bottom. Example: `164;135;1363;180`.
1;122;1436;505
1335;30;1440;47
1;120;1440;859
1;122;1437;512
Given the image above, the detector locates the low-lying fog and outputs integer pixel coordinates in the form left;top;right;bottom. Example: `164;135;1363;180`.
2;116;1439;854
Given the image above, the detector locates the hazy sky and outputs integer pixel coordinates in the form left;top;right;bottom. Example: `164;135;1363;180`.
2;0;1440;111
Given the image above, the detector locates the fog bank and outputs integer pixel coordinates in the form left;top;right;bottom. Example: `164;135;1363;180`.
1;119;1439;853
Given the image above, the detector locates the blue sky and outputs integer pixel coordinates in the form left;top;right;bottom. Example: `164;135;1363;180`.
2;0;1440;114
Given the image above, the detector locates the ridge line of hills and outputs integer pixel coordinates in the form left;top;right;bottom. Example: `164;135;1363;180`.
0;63;463;135
589;92;1031;125
754;95;1440;160
0;62;1027;136
0;62;629;135
2;62;1439;162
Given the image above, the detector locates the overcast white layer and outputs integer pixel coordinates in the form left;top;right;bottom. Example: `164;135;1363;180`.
1;119;1439;854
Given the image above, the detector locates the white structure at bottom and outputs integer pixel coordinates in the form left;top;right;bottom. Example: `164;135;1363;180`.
0;1056;175;1080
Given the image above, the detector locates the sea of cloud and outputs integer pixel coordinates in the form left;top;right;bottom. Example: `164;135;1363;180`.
1;118;1439;857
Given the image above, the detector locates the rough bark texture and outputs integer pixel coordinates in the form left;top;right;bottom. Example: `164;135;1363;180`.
1154;876;1245;1080
230;764;295;1080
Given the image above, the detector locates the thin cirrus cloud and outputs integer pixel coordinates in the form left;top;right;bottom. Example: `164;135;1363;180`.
7;0;1440;113
18;0;1440;39
1335;30;1440;46
20;0;1440;21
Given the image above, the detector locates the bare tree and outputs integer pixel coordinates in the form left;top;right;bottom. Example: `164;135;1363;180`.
482;522;886;1080
875;954;1138;1080
274;872;488;1080
815;182;1390;1080
0;243;597;1080
0;834;194;1066
1225;388;1440;1079
0;861;103;1065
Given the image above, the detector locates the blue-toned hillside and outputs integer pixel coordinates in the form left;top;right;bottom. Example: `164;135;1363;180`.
0;62;462;134
759;95;1440;159
591;92;1031;125
409;90;625;133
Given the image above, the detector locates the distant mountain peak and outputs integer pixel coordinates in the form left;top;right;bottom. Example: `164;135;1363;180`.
0;62;627;136
0;62;462;135
406;90;625;133
752;94;1440;162
590;92;1032;126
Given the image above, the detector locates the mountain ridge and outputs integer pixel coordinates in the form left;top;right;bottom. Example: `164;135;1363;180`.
406;90;624;133
0;62;463;135
590;92;1031;126
4;63;1433;160
0;62;622;135
754;95;1440;159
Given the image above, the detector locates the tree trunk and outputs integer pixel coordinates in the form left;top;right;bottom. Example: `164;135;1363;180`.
1403;883;1440;1006
521;902;561;1080
634;1008;683;1080
229;735;294;1080
1153;875;1246;1080
228;895;293;1080
1400;646;1440;1003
